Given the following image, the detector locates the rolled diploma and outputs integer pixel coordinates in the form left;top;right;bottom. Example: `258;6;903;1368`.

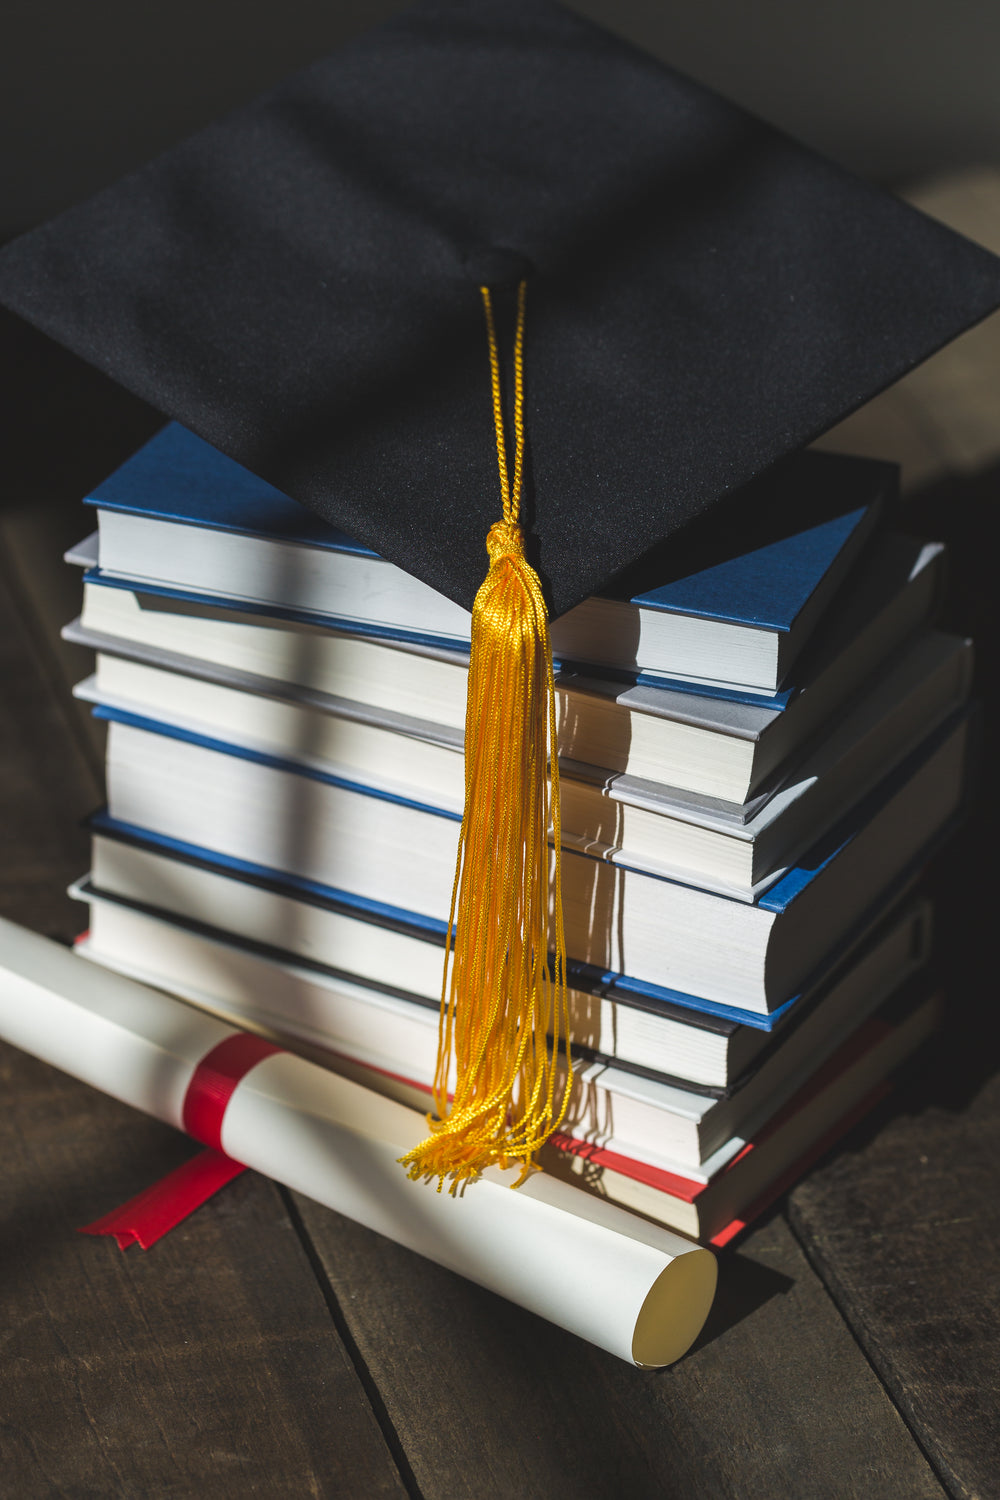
0;916;716;1366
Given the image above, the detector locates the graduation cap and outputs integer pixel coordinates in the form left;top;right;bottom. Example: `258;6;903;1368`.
3;0;999;1187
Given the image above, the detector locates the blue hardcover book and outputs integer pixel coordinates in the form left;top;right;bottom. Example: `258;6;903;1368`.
86;698;970;1019
83;422;893;692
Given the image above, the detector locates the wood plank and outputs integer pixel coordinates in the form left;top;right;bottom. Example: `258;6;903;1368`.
786;452;1000;1498
290;1196;944;1500
0;537;98;941
787;171;1000;1500
0;501;409;1498
0;1042;410;1500
789;1062;1000;1500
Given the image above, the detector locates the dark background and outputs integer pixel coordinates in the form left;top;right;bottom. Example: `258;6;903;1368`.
3;0;1000;241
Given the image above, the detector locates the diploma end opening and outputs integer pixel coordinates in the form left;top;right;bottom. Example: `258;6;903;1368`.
632;1246;719;1369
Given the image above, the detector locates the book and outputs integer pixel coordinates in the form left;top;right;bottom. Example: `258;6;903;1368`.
72;885;930;1170
73;627;972;897
542;984;940;1243
93;702;970;1012
83;422;891;691
65;530;945;804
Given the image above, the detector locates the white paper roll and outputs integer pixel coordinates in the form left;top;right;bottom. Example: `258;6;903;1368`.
0;915;716;1366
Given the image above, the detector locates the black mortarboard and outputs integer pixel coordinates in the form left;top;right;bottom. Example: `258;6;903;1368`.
1;0;999;620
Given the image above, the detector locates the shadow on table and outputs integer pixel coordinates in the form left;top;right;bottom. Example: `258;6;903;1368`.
684;1219;794;1356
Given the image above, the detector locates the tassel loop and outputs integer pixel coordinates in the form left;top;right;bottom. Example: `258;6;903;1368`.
485;518;525;561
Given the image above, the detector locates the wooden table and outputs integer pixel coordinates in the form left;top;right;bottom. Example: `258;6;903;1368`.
2;172;998;1499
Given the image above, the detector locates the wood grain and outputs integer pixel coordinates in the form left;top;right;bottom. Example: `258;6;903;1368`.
291;1195;944;1500
787;172;1000;1500
786;452;1000;1497
0;1042;410;1499
789;1062;1000;1500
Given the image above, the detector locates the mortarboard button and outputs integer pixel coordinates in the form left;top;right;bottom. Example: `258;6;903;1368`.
461;246;535;288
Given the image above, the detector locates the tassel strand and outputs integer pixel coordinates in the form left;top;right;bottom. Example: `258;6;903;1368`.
399;281;573;1190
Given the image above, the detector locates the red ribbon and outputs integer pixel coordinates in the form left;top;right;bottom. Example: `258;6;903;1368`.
78;1032;283;1250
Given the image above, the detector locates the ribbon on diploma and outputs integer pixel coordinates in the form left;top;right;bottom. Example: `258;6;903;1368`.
78;1032;283;1249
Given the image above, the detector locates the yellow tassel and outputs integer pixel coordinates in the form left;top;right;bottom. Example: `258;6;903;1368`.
399;280;573;1191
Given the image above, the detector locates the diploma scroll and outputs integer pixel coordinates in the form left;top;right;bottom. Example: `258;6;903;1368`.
0;917;716;1367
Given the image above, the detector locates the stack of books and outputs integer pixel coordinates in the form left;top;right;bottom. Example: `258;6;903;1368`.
63;421;972;1246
